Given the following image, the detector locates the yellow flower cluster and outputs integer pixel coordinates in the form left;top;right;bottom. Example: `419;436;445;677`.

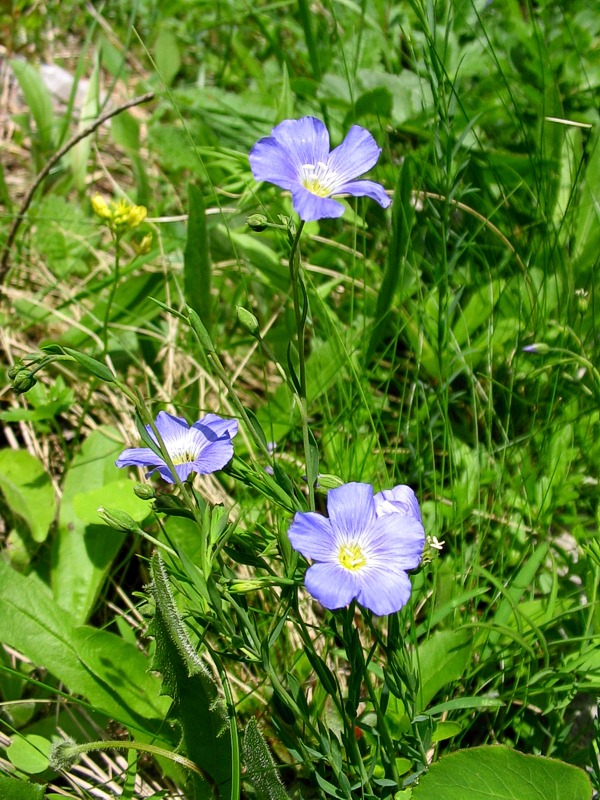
91;193;147;233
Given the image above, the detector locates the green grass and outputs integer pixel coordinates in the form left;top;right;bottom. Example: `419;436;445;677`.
0;0;599;797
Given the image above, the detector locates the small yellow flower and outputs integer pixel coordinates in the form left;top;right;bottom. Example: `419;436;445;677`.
91;194;148;233
91;193;112;220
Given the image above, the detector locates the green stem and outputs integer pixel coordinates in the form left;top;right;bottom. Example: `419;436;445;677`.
103;233;121;356
287;221;316;511
53;739;217;794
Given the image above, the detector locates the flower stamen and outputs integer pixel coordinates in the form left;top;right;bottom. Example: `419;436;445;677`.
299;161;337;197
338;542;367;571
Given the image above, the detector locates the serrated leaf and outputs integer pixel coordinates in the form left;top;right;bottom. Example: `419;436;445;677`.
0;449;57;543
148;553;232;797
243;717;289;800
412;746;592;800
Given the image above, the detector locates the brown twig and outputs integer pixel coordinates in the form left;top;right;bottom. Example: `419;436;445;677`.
0;90;155;286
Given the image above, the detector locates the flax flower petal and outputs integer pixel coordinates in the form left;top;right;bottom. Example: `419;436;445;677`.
288;511;336;561
327;482;377;540
355;566;413;616
249;137;300;190
115;447;165;469
335;179;391;208
326;125;382;185
269;116;330;170
291;185;345;222
305;562;359;610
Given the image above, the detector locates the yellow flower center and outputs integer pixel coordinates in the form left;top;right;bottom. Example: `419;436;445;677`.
300;161;337;197
170;445;197;465
338;542;367;571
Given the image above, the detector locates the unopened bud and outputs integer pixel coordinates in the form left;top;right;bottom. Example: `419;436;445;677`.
315;473;344;490
97;506;140;533
12;368;37;394
247;214;268;232
133;483;156;500
236;306;260;337
49;738;80;772
7;363;23;379
576;288;589;314
133;233;153;255
522;343;550;355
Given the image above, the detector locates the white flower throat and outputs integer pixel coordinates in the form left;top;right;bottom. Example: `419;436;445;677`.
300;161;338;197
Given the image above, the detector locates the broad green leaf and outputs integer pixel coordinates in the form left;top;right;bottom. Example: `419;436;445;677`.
412;746;592;800
52;426;126;623
7;734;51;774
0;561;171;738
154;27;181;87
0;449;57;543
70;49;100;191
0;775;45;800
72;479;150;524
414;629;473;711
9;59;54;155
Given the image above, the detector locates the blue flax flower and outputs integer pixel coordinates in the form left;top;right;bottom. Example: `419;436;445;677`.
249;116;391;222
288;482;425;615
116;410;238;484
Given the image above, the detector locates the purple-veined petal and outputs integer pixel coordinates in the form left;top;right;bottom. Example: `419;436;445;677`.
195;414;238;440
249;136;302;190
288;511;336;561
116;447;166;469
375;484;422;521
149;463;177;483
335;179;391;209
327;482;377;542
366;513;425;571
355;565;413;615
304;562;359;609
151;411;190;443
291;185;345;221
192;439;235;473
270;117;330;171
326;125;382;185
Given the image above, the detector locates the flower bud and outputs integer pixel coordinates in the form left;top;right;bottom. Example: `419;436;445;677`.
315;473;344;490
91;193;111;220
97;506;140;533
576;288;589;314
133;483;156;500
7;363;23;379
12;368;37;394
247;214;268;232
236;306;260;337
522;343;550;355
49;738;79;772
133;233;153;255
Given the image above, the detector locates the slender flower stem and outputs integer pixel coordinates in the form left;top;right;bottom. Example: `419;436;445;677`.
287;221;316;511
103;233;121;356
51;739;217;794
